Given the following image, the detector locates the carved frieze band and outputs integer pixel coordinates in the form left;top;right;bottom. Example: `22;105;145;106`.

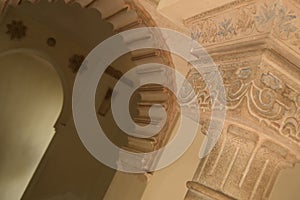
185;0;300;53
181;54;300;145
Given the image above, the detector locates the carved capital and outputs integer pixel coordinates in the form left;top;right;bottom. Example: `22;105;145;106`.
183;50;300;155
183;1;300;200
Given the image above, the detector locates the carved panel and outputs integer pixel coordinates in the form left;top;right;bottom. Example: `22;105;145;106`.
190;124;296;200
185;0;300;53
182;55;300;144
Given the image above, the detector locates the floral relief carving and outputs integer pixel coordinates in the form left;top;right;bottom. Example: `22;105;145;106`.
261;73;282;90
186;0;300;51
281;117;300;142
183;62;300;144
248;86;286;121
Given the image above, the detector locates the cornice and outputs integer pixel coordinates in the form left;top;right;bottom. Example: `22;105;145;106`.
184;0;300;60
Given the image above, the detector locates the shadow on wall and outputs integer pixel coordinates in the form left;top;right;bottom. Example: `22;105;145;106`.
271;163;300;200
0;51;63;200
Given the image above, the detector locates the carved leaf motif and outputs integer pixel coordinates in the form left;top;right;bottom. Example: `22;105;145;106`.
275;6;298;39
255;2;276;25
281;117;300;142
261;73;282;90
218;18;235;39
291;31;300;46
197;91;212;110
186;0;300;50
248;86;285;120
226;80;249;103
238;68;252;79
236;9;255;34
184;1;300;144
191;27;201;41
200;19;218;43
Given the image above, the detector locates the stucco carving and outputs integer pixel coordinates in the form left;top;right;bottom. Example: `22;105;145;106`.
184;1;300;199
186;123;297;200
183;55;300;145
185;0;300;53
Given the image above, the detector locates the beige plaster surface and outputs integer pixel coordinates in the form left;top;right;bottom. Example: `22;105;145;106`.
0;52;63;200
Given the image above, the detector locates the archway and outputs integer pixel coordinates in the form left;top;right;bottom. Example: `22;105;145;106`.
0;0;178;199
0;51;63;200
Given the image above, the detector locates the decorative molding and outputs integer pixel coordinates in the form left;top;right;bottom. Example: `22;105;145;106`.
183;56;300;144
185;0;300;53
